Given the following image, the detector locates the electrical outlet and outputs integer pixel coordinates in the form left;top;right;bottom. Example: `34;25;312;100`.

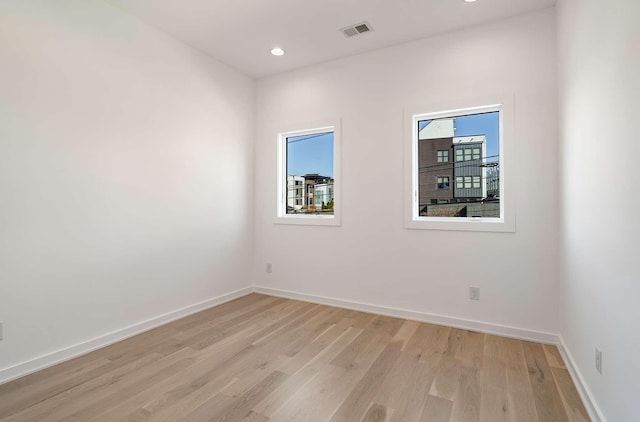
469;287;480;301
595;348;602;374
266;263;272;274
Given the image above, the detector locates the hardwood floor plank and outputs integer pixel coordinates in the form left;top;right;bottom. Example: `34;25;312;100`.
429;355;460;401
280;315;359;374
550;367;590;422
480;385;510;422
329;340;403;421
450;364;481;422
178;393;235;422
145;378;239;421
89;347;241;421
253;324;362;417
378;349;438;422
391;320;420;351
267;363;350;421
240;410;270;422
375;322;442;414
0;357;112;418
522;341;570;422
543;344;566;369
449;331;484;420
0;295;589;422
479;334;509;422
389;361;437;422
215;371;288;422
360;402;394;422
419;394;453;422
2;353;166;422
269;318;401;421
457;330;485;368
63;351;196;422
417;324;451;368
502;337;540;422
330;315;382;369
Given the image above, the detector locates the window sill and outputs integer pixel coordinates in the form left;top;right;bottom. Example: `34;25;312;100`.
274;214;341;227
404;216;515;233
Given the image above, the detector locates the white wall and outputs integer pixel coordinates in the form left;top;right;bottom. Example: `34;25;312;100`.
557;0;640;420
0;0;254;376
254;9;559;336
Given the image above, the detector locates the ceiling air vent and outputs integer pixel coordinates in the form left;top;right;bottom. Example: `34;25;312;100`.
341;22;373;38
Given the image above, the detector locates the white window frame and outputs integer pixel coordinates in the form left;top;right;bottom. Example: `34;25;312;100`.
276;119;341;226
404;96;515;232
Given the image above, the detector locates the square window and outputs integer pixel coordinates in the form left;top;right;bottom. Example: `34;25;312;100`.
437;150;449;163
437;176;450;190
277;121;341;225
407;100;514;232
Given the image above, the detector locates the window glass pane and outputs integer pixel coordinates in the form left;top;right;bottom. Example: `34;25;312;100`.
286;131;334;215
416;110;500;219
437;176;449;190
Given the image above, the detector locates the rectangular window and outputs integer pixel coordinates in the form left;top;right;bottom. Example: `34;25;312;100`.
277;121;341;225
437;176;450;190
407;100;513;232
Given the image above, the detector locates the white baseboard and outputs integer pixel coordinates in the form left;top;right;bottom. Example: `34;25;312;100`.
253;285;559;344
0;286;253;385
557;336;607;422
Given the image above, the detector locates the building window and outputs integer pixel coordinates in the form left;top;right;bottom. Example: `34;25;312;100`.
456;176;472;189
406;100;514;232
437;176;450;190
277;121;341;226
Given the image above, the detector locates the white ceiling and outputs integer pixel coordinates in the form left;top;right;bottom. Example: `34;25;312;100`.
108;0;556;79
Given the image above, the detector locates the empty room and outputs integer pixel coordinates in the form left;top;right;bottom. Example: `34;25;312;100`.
0;0;638;421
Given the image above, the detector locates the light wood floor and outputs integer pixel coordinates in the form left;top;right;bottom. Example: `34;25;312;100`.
0;294;589;422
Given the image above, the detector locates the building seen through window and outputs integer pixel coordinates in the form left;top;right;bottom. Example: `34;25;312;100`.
417;110;500;218
285;131;334;215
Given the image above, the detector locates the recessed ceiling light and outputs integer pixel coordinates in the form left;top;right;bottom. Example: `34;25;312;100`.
270;47;285;56
464;0;477;2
